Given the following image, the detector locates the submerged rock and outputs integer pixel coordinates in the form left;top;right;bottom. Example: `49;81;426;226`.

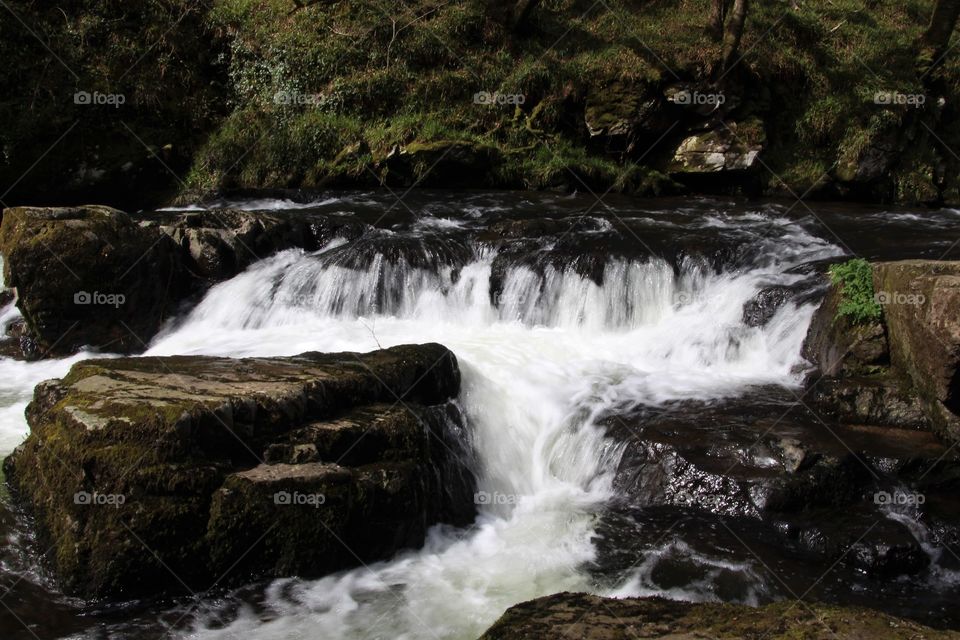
2;343;475;599
477;592;960;639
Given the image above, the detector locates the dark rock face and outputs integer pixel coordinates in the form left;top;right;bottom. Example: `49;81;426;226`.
477;592;960;640
601;390;959;585
382;141;501;188
584;81;671;157
2;343;475;599
0;206;364;356
802;280;889;377
810;374;930;429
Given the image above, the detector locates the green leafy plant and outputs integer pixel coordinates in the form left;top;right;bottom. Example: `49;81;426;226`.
829;258;882;324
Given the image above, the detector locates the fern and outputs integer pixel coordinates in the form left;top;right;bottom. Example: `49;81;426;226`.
828;258;882;324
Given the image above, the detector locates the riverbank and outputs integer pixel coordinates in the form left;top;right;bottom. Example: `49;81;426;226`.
2;1;958;209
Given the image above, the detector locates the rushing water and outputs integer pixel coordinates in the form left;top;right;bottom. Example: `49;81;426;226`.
0;194;958;639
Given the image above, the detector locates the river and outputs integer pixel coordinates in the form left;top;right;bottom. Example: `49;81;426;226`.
0;193;958;639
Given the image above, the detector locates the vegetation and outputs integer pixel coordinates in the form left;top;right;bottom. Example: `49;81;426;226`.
829;258;883;325
1;0;958;206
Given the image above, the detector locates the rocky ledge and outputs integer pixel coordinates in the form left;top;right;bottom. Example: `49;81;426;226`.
0;205;364;357
478;593;960;639
2;343;475;600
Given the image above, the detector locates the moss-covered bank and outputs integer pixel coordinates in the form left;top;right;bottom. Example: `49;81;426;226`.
2;0;958;207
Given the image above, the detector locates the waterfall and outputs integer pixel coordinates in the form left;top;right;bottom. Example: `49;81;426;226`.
135;213;841;639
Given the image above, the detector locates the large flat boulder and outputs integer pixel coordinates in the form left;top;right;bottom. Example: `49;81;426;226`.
478;593;960;639
2;343;475;599
873;261;960;440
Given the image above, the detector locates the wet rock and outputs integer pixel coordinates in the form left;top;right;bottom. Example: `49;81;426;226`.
477;592;959;640
742;285;791;327
315;232;473;273
602;390;958;579
156;208;356;283
2;343;475;599
873;261;960;440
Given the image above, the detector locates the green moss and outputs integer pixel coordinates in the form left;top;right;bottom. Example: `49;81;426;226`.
4;0;959;203
829;258;883;325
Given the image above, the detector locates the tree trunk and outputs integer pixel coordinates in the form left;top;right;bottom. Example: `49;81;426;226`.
924;0;960;58
511;0;542;32
710;0;729;42
721;0;749;72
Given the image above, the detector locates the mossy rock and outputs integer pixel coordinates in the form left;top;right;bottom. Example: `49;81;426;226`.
3;344;475;599
479;592;960;639
0;206;187;355
873;261;960;441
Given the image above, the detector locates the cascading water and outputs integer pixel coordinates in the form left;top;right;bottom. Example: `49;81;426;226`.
127;211;840;639
6;196;957;640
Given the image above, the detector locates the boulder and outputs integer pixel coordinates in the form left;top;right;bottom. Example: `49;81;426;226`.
0;205;366;356
477;593;960;639
873;261;960;440
668;118;766;174
0;206;186;356
2;343;475;599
